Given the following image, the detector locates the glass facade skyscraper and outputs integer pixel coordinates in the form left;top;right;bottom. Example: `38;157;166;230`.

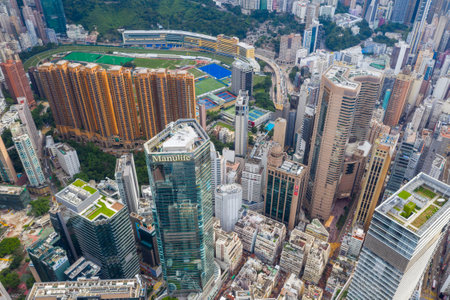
144;119;215;296
40;0;67;34
348;173;450;300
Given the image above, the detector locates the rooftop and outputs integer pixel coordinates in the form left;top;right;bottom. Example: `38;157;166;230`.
324;66;359;90
0;185;25;195
55;143;75;156
378;173;450;235
64;257;101;280
80;197;122;221
56;179;98;208
145;119;208;155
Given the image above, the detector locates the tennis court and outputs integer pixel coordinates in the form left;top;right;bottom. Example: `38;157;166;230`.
195;77;226;96
216;91;236;103
198;97;218;110
249;108;266;122
199;63;231;79
64;52;102;62
95;55;134;65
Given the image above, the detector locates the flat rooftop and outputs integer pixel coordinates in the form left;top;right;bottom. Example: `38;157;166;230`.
377;173;450;235
145;119;209;155
57;179;98;208
278;160;305;176
80;196;123;221
324;66;359;90
0;185;25;195
55;143;75;155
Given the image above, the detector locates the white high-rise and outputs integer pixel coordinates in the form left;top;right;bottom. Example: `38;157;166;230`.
115;153;140;214
210;144;226;192
14;98;41;157
11;122;45;187
215;184;243;232
241;160;263;204
55;143;80;178
234;90;249;157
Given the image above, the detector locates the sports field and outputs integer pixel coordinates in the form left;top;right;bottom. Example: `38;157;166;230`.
134;58;196;69
195;78;226;96
188;68;206;78
95;55;134;65
199;63;231;79
63;52;102;62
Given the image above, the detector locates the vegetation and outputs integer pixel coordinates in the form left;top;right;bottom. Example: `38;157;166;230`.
336;206;350;230
320;17;373;51
30;197;51;217
26;277;35;289
8;147;24;174
411;205;439;228
253;73;275;112
68;141;116;181
133;151;149;187
375;22;410;40
289;66;299;83
400;201;416;219
373;35;397;47
335;2;349;13
398;190;411;200
18;43;58;61
207;110;221;125
209;134;233;153
85;200;116;220
0;238;20;257
32;103;54;129
1;129;13;148
414;186;437;199
0;270;20;290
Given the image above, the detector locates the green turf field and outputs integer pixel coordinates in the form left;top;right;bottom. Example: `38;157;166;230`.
134;58;195;69
195;78;226;96
188;68;206;78
95;55;134;65
63;52;102;62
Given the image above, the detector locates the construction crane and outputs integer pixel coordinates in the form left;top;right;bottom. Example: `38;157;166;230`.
0;258;11;261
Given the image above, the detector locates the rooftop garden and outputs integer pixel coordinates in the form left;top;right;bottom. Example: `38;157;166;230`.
398;190;411;200
411;205;439;229
83;185;97;195
84;200;116;221
434;198;448;207
400;201;416;219
72;179;86;188
414;185;437;199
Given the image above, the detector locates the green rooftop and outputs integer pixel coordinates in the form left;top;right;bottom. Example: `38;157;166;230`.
72;179;85;188
83;200;117;221
83;185;97;195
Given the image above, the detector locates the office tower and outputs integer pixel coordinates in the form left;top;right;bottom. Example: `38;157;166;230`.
199;103;206;130
129;213;161;276
40;0;66;34
54;143;80;178
384;72;412;127
145;120;216;296
83;64;119;139
231;60;253;96
106;66;140;143
0;185;30;210
364;0;379;25
234;90;249;157
54;179;140;279
348;69;384;142
28;278;146;300
348;173;450;300
0;59;35;108
273;117;287;146
303;20;320;54
264;145;308;230
241;159;263;204
64;257;101;281
407;0;432;55
11;122;45;187
134;68;196;140
210;144;225;192
27;233;70;282
0;136;17;184
390;41;411;75
15;99;41;155
215;184;243;232
115;153;140;214
306;66;360;221
390;0;417;24
239;0;260;10
278;34;302;64
383;129;416;200
353;134;398;231
285;109;297;147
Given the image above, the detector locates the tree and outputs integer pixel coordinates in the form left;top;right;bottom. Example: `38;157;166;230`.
122;61;136;68
0;271;20;290
0;238;20;257
30;197;51;217
251;126;257;134
1;129;13;148
289;66;299;83
26;277;35;289
134;151;149;186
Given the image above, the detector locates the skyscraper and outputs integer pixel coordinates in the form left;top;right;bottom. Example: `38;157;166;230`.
348;69;384;142
353;134;398;231
384;71;413;127
15;99;41;156
106;66;140;144
390;41;410;75
306;66;360;220
134;68;196;140
347;173;450;300
115;153;140;214
215;184;243;232
303;20;320;54
40;0;66;34
264;145;308;230
145;119;216;296
278;34;302;64
273;117;287;146
234;90;249;157
11;122;45;187
54;179;140;279
231;60;253;96
390;0;418;24
408;0;433;55
0;59;35;108
0;136;17;184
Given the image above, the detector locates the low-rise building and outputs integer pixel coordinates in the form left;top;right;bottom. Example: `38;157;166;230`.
0;184;30;210
302;241;330;284
279;229;315;275
305;219;329;242
325;256;355;295
234;210;262;252
302;284;323;300
254;215;286;264
27;277;147;300
278;273;304;300
215;226;243;273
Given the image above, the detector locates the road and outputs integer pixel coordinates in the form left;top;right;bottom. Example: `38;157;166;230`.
255;54;286;110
